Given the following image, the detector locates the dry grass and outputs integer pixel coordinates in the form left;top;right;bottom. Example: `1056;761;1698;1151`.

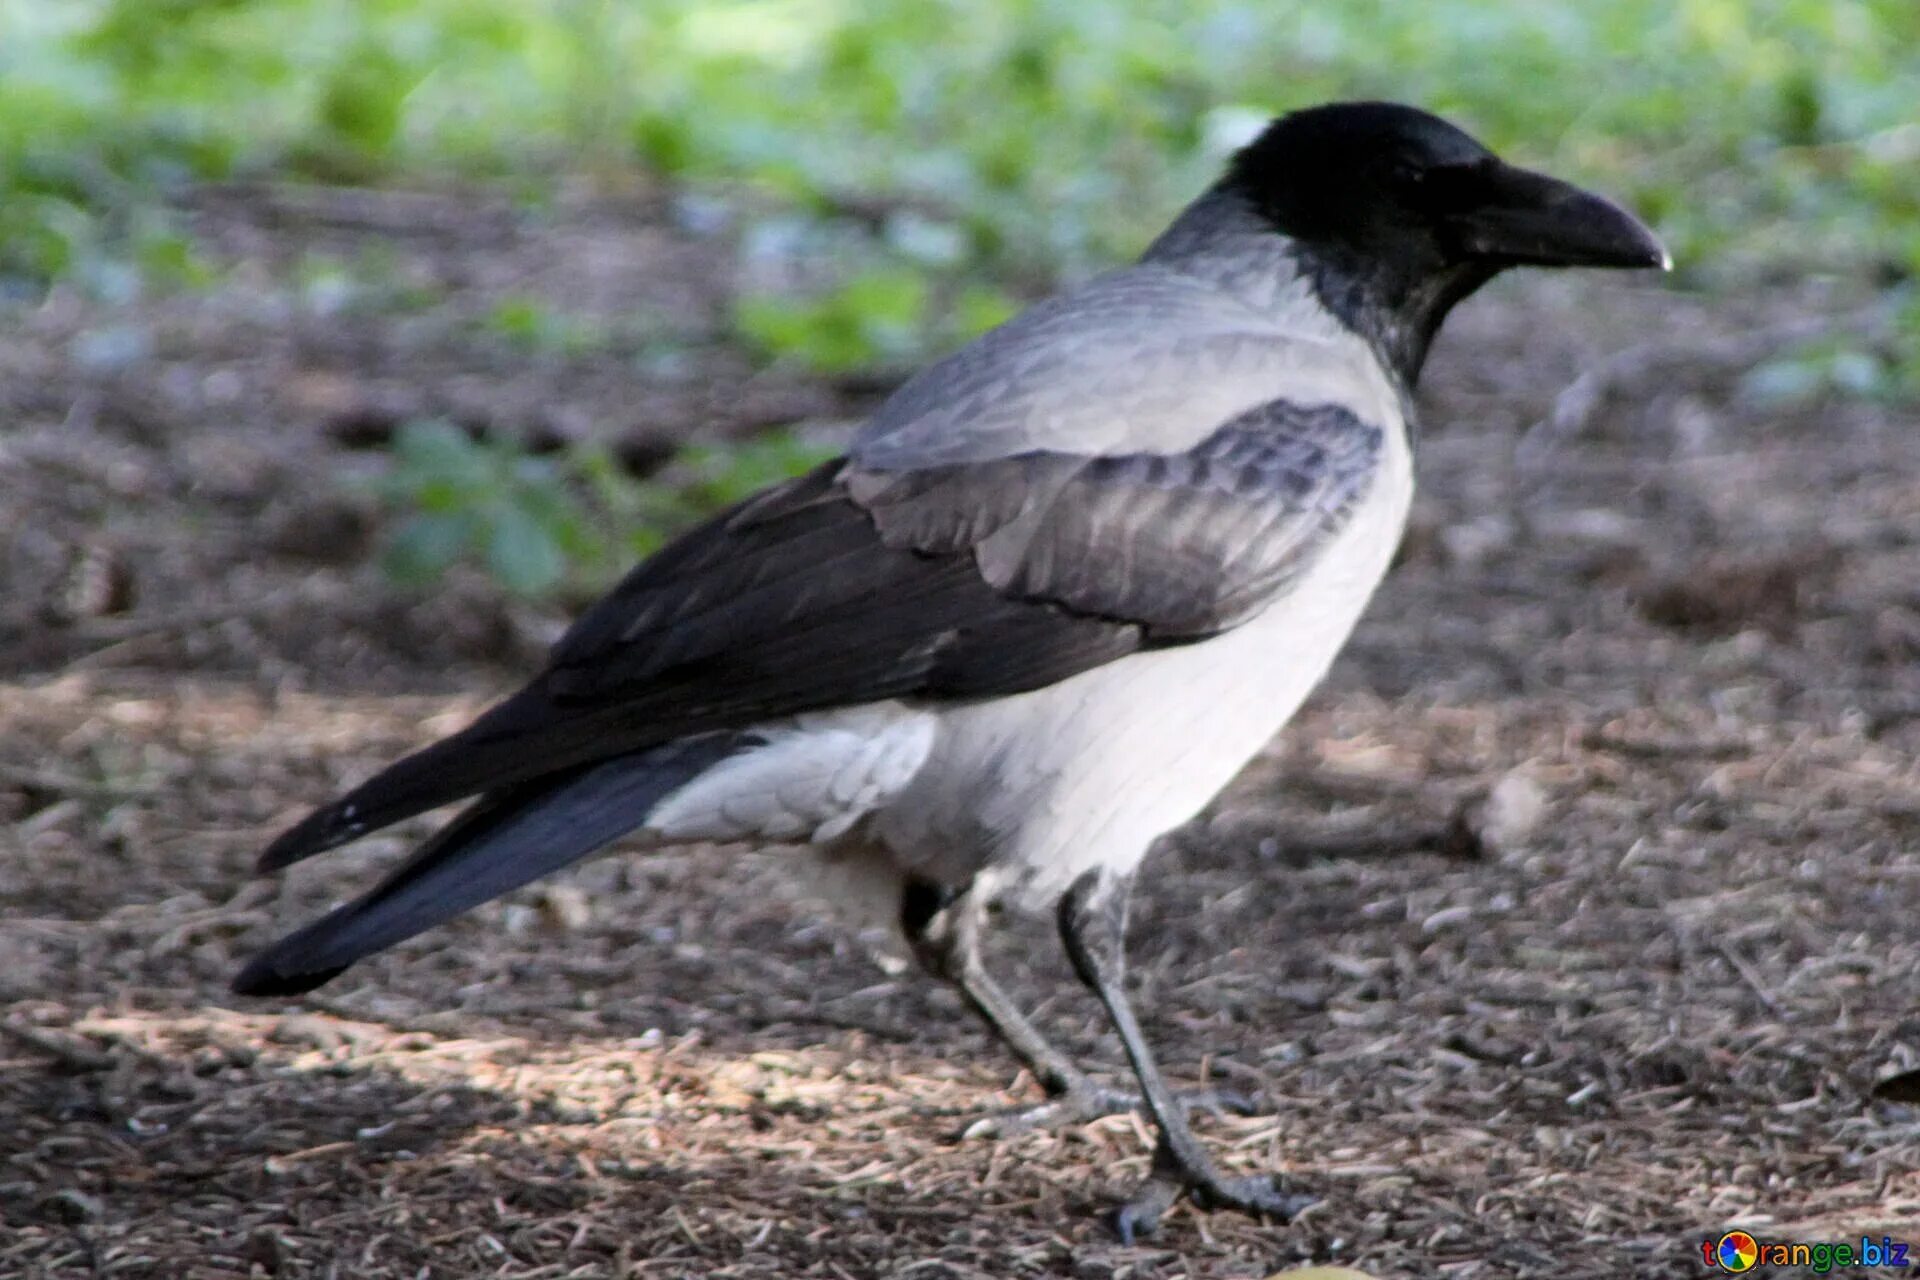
3;186;1918;1278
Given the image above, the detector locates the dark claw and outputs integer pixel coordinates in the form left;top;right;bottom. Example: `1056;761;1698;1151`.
1110;1170;1314;1242
1111;1175;1181;1245
1189;1172;1316;1220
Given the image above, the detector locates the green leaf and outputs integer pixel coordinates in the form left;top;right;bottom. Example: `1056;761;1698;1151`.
487;296;549;346
485;503;566;595
381;512;473;585
316;40;420;158
392;420;496;495
734;266;933;373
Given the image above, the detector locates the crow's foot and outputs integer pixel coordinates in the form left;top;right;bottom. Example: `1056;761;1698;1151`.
1111;1164;1314;1243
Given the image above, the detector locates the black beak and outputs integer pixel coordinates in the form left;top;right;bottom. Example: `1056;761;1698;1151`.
1448;161;1669;271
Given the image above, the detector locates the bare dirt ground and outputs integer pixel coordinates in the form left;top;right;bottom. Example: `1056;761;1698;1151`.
3;182;1918;1280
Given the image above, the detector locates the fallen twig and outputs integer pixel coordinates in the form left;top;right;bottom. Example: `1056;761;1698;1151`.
0;1018;115;1072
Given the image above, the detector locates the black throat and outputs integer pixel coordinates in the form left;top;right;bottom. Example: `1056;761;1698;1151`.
1286;239;1498;387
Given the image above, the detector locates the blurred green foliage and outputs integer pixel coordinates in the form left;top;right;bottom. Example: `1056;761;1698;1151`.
4;0;1918;292
736;268;931;373
372;420;835;598
1743;293;1920;407
733;265;1019;372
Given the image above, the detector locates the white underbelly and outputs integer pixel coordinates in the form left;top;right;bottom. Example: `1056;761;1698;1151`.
873;433;1412;905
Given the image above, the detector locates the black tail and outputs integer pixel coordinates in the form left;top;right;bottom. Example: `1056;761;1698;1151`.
232;736;743;996
255;684;635;874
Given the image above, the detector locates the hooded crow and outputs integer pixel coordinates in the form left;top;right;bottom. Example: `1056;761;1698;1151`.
233;101;1667;1237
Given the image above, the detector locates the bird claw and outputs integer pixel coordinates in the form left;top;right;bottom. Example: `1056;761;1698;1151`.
1189;1171;1316;1219
1111;1169;1314;1243
1111;1174;1183;1245
959;1084;1258;1140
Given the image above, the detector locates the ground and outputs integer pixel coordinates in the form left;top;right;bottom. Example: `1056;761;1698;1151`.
2;182;1917;1280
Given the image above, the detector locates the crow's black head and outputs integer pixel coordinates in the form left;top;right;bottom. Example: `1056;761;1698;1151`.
1224;101;1666;380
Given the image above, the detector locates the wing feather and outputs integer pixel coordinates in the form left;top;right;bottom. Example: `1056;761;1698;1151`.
260;399;1383;870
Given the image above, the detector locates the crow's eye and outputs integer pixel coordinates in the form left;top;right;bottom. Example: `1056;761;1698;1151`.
1389;163;1435;211
1389;160;1444;208
1402;161;1489;213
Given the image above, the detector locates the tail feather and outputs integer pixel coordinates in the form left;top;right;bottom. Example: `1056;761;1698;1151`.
256;686;610;873
232;736;742;997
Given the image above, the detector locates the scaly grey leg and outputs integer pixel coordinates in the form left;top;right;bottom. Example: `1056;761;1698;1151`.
1056;870;1313;1242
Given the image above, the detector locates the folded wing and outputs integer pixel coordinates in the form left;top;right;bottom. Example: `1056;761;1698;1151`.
259;398;1383;872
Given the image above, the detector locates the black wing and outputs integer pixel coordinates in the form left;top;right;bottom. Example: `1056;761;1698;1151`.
259;400;1381;870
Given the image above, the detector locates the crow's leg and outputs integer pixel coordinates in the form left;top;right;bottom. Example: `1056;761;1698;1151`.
902;877;1128;1123
902;877;1254;1137
1056;869;1313;1242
